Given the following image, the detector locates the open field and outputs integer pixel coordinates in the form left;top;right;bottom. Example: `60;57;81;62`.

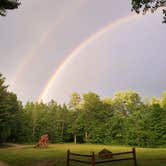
0;144;165;166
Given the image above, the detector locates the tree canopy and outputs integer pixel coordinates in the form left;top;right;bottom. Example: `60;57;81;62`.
0;72;165;147
1;0;165;22
132;0;166;23
0;73;20;143
0;0;20;16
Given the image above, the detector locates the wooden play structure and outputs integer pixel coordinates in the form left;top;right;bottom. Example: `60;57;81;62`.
34;134;48;148
66;147;137;166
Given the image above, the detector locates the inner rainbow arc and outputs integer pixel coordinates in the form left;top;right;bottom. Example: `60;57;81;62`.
38;13;141;102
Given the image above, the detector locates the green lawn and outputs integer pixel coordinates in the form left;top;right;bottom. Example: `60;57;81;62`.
0;144;165;166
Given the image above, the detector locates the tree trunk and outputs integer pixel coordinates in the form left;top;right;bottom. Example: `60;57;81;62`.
61;121;64;140
32;125;35;141
74;133;77;144
85;131;88;143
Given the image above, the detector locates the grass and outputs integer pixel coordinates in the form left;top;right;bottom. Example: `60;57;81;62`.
0;144;165;166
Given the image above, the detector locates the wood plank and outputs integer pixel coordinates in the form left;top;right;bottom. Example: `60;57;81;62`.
69;158;91;164
112;151;133;156
95;157;134;164
69;152;92;157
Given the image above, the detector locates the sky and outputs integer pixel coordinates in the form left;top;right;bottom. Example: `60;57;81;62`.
0;0;166;104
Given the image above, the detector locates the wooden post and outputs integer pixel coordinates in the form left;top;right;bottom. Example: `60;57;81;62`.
132;148;137;166
91;152;95;166
67;150;70;166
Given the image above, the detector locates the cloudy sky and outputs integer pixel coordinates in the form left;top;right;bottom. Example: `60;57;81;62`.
0;0;166;104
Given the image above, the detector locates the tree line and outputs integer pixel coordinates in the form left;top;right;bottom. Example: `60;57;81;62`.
0;73;166;147
1;0;166;23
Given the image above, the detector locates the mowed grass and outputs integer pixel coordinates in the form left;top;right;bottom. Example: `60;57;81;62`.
0;144;166;166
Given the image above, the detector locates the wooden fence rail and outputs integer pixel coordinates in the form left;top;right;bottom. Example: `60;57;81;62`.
66;148;137;166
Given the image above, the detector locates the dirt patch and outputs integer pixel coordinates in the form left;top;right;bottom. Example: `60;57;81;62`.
0;161;9;166
4;143;26;148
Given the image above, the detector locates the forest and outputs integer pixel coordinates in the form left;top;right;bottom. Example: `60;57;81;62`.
0;73;166;147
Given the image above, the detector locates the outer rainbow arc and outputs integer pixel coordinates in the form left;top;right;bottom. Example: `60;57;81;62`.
11;0;85;89
10;30;52;88
38;13;142;102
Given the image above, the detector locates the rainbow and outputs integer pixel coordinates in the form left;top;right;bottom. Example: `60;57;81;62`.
11;28;53;88
38;13;143;102
11;0;85;89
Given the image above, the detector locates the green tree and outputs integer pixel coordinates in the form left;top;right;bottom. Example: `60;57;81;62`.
8;101;23;143
23;102;39;142
0;73;20;143
68;93;83;143
69;92;81;111
144;103;166;146
67;110;79;144
161;91;166;109
112;91;143;116
80;92;103;143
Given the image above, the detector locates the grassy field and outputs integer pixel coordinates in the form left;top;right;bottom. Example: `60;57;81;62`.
0;144;165;166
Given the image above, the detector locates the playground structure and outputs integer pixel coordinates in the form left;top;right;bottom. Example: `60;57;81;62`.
34;134;48;148
66;147;137;166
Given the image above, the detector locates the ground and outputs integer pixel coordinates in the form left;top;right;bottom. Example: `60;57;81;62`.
0;161;8;166
0;144;165;166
